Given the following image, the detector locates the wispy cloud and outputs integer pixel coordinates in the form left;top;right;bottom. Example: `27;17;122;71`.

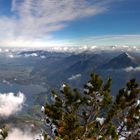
0;0;110;42
1;1;138;47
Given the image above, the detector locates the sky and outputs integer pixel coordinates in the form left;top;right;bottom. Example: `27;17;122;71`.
0;0;140;47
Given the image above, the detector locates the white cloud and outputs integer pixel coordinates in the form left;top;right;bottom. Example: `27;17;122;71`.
5;128;41;140
0;92;25;117
0;0;111;43
1;42;140;54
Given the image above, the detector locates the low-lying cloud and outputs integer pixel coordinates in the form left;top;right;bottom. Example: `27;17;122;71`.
5;128;40;140
0;92;25;117
124;66;140;72
105;66;140;72
68;74;82;81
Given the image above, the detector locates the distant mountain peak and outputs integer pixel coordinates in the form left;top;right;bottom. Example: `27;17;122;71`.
119;52;134;60
122;52;129;56
100;52;138;69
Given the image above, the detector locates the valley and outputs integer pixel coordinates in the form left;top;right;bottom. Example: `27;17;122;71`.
0;47;140;129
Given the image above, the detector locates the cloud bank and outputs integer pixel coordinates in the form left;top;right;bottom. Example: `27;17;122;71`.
0;92;25;117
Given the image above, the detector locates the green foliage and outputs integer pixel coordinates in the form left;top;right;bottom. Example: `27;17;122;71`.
1;73;139;140
43;73;140;140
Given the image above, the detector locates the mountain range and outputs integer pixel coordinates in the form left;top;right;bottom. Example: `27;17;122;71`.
0;47;140;128
17;49;140;94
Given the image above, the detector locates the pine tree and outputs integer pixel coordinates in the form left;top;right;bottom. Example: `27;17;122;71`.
42;74;140;140
1;74;139;140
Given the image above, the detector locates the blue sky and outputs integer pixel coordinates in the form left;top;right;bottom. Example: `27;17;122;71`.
54;0;140;38
0;0;140;47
